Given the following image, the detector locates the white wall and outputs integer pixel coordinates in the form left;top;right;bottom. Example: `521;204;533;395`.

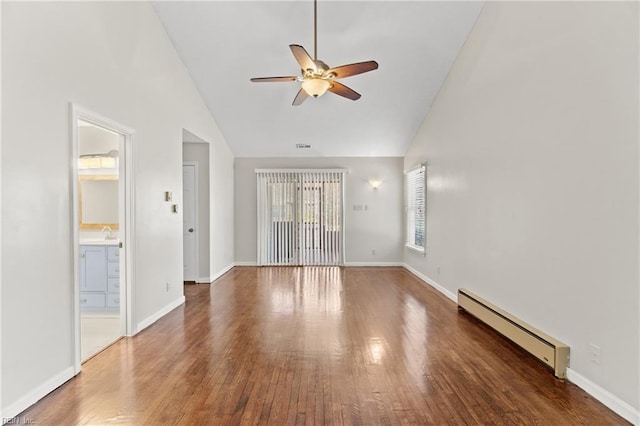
1;1;234;416
210;154;235;281
235;157;404;265
183;142;211;281
404;1;639;418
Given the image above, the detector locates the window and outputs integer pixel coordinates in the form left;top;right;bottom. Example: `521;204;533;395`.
405;165;425;253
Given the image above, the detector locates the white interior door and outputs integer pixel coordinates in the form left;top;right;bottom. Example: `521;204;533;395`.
183;163;198;281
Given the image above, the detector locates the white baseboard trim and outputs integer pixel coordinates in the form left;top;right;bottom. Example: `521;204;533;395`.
137;296;185;333
211;263;234;282
566;368;639;424
344;262;404;267
402;263;457;303
234;261;257;266
195;263;235;284
2;366;75;423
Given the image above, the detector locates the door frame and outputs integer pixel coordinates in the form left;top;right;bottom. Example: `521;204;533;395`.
182;161;199;282
70;103;136;373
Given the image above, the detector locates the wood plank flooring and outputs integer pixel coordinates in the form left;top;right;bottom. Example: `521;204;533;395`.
19;267;627;425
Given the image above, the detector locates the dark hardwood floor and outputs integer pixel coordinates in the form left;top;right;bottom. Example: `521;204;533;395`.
19;266;626;425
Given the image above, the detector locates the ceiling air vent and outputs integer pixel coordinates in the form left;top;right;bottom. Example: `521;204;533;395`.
296;144;312;149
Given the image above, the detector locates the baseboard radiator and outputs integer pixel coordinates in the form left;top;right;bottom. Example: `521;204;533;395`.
458;289;569;378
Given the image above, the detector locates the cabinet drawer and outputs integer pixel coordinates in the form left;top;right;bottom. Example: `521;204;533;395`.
80;293;106;309
107;262;120;277
107;278;120;293
107;293;120;308
107;246;120;262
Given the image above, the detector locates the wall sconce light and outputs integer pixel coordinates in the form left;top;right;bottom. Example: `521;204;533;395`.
369;179;383;190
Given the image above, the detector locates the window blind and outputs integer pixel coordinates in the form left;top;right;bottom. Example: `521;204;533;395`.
406;165;425;252
256;170;345;266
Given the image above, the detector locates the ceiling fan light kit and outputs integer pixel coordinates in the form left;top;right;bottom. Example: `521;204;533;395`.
301;78;331;98
250;0;378;106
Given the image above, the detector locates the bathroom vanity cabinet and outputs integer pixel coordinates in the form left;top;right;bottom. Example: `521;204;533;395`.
79;244;120;311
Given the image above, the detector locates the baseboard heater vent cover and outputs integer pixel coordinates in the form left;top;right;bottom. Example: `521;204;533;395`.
458;288;569;378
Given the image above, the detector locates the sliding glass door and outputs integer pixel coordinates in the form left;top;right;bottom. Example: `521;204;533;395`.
257;170;345;266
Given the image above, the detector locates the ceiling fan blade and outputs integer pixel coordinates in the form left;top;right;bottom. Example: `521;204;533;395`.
292;88;309;106
328;61;378;79
328;81;361;101
250;76;298;83
290;45;316;72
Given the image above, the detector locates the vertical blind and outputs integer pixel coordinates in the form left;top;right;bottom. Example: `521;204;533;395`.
406;165;425;252
256;170;345;266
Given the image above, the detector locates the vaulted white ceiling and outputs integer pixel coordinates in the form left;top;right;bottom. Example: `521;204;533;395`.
152;1;483;157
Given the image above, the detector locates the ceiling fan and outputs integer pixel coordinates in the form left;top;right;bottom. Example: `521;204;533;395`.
250;0;378;106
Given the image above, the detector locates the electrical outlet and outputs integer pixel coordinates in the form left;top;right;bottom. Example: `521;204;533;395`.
589;343;601;365
166;282;170;292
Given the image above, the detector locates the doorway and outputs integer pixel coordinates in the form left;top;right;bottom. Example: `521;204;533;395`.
71;105;135;371
182;131;210;283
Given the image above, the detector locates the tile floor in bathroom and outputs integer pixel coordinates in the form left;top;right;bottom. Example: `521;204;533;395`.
81;312;121;361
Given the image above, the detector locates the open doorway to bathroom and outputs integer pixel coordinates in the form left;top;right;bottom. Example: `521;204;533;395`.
76;119;123;361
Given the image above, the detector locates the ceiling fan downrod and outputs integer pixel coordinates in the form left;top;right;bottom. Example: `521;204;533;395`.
313;0;318;61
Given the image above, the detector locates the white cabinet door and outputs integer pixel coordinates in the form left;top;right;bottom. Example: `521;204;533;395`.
80;245;107;291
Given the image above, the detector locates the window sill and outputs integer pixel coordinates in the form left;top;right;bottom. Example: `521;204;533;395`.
405;244;425;255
